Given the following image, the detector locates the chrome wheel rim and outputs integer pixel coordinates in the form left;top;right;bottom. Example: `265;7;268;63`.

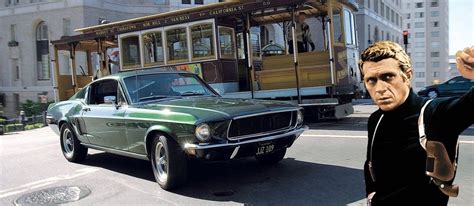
62;128;74;156
154;141;168;183
428;90;438;98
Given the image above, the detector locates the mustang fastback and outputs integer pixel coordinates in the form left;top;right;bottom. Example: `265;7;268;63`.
47;68;307;189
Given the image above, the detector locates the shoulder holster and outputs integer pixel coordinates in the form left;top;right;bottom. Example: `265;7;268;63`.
418;99;459;197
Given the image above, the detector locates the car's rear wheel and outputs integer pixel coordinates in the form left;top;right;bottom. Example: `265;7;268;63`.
151;134;188;190
428;89;439;99
60;123;88;162
256;148;286;165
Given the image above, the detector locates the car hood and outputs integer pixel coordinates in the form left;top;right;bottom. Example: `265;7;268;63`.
133;97;299;124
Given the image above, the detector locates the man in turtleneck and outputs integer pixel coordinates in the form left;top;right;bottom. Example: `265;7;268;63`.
360;41;474;205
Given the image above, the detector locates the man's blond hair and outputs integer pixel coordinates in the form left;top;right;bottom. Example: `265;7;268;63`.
359;41;412;80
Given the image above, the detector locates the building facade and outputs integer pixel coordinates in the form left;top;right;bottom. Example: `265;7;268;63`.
402;0;449;91
355;0;404;54
0;0;218;118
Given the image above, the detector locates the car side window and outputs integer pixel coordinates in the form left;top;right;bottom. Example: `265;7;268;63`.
88;80;118;105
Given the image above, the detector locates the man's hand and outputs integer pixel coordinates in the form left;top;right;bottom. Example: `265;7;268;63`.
456;46;474;80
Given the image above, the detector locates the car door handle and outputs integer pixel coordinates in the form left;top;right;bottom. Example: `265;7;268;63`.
82;107;91;112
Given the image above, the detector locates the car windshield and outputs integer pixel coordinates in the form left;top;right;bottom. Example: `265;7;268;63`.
123;73;217;103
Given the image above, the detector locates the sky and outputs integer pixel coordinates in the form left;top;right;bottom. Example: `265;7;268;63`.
449;0;474;55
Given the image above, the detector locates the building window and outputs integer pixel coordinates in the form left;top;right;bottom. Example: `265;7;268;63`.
195;0;203;4
10;24;17;41
12;59;20;80
431;0;438;7
415;42;425;48
430;52;440;57
415;52;425;57
407;23;410;29
181;0;191;4
415;32;424;38
142;31;165;66
431;31;440;37
14;93;20;111
36;21;50;80
416;82;425;87
433;21;439;27
415;12;424;18
391;10;395;23
415;62;425;68
385;6;390;19
166;27;189;63
396;13;399;26
415;72;425;78
432;62;440;68
62;18;71;36
431;41;440;49
416;2;423;8
374;26;379;41
191;23;215;60
374;0;379;13
380;2;385;16
415;22;424;28
406;13;410;19
431;11;439;17
433;72;439;77
367;24;371;43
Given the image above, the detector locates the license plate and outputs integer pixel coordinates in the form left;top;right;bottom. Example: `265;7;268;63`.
256;142;274;155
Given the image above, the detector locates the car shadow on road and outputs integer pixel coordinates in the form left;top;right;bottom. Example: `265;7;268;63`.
175;158;365;205
81;152;155;182
81;153;366;205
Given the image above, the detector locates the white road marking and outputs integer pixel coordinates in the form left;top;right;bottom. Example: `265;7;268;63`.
301;134;367;139
301;134;474;144
0;168;99;199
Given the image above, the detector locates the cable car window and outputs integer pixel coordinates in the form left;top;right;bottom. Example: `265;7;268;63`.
166;27;188;63
143;31;164;66
191;23;215;60
219;27;235;59
120;35;141;69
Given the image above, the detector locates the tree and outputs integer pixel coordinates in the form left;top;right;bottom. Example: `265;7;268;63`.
20;100;43;116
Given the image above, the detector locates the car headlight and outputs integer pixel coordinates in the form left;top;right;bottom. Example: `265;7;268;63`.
296;110;304;125
195;123;211;142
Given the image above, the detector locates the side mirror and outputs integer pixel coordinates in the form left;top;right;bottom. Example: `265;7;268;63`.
103;96;116;105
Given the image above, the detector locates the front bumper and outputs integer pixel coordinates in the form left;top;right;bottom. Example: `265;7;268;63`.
183;126;307;161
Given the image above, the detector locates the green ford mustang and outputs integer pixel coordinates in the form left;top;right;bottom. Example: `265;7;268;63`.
47;68;307;190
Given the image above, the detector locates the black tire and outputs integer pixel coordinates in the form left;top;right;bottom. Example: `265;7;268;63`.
60;123;88;162
256;148;286;165
150;134;188;190
427;89;439;99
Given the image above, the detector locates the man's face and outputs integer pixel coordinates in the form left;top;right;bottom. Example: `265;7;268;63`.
362;58;411;111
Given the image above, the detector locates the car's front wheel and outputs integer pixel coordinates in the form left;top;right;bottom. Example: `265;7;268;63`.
151;134;188;190
60;123;88;162
256;148;286;165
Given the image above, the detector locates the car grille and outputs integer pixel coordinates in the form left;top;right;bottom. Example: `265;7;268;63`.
227;111;295;140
